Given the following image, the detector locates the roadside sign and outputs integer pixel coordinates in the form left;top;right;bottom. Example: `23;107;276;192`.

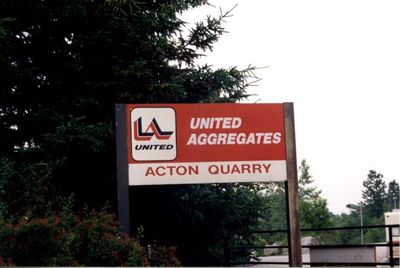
126;103;287;185
115;102;302;267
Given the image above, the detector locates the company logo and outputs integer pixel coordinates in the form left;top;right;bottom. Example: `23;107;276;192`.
134;117;173;141
131;108;176;161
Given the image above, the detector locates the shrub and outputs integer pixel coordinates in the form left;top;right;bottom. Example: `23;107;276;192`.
148;242;181;267
13;218;66;265
0;205;180;266
74;208;148;266
0;218;69;266
0;256;15;266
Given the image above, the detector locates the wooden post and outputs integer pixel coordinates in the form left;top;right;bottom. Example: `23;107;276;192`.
115;104;131;234
284;102;302;267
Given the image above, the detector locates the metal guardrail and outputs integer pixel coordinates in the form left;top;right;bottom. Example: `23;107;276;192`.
225;224;399;267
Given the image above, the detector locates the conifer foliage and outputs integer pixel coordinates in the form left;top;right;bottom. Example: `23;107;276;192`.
0;0;255;208
0;0;260;265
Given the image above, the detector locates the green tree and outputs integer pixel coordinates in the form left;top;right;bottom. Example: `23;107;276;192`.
386;180;399;210
0;0;261;265
132;183;269;265
362;170;387;218
330;171;397;245
297;160;332;243
258;160;332;246
332;210;364;245
299;159;320;201
0;0;254;211
256;182;288;245
298;160;331;229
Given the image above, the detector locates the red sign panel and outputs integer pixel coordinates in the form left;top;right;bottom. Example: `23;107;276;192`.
126;103;287;185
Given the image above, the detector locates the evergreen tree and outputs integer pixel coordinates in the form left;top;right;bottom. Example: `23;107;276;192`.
386;179;400;210
299;159;320;201
362;170;387;218
298;160;330;229
332;171;395;245
260;160;332;245
259;182;287;244
0;0;261;265
0;0;255;211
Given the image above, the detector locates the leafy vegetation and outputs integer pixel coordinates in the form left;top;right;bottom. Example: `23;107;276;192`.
0;197;182;266
333;170;399;244
254;160;333;247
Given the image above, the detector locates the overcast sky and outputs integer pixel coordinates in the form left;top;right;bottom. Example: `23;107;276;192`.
182;0;400;214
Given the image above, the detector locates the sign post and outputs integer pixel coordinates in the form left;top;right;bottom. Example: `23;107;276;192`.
115;104;130;234
115;102;302;266
284;103;302;267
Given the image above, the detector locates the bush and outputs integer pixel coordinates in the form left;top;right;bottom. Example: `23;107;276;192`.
148;242;181;267
0;217;70;266
74;208;148;266
0;204;180;266
0;256;15;266
0;156;62;221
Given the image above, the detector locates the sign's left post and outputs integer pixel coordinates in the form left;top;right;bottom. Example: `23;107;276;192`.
115;104;130;234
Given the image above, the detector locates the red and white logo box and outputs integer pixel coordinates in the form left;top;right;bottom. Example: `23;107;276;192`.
131;107;176;161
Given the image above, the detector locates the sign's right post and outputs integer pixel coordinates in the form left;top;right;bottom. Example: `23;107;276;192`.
284;102;302;267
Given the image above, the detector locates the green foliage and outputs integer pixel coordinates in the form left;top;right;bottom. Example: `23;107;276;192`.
330;211;364;245
147;242;181;267
334;170;397;245
332;212;386;245
259;183;287;244
0;0;261;265
264;183;287;228
0;200;182;266
301;197;331;229
297;160;332;243
256;160;332;246
4;218;72;266
0;156;61;221
362;170;387;218
0;0;254;206
363;216;385;243
386;180;399;210
299;159;320;201
132;183;269;265
73;209;134;266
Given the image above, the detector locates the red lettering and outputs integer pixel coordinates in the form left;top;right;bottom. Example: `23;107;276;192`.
241;164;251;173
209;165;219;174
220;164;230;174
263;163;271;173
146;165;200;177
176;166;186;175
252;164;262;173
231;164;240;174
156;166;166;176
188;165;199;175
145;167;156;176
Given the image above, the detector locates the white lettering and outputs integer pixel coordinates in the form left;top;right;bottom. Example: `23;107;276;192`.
187;133;197;145
231;117;242;129
189;117;242;129
186;132;283;145
273;132;281;144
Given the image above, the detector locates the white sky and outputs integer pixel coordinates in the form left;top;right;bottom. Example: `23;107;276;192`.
182;0;400;214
